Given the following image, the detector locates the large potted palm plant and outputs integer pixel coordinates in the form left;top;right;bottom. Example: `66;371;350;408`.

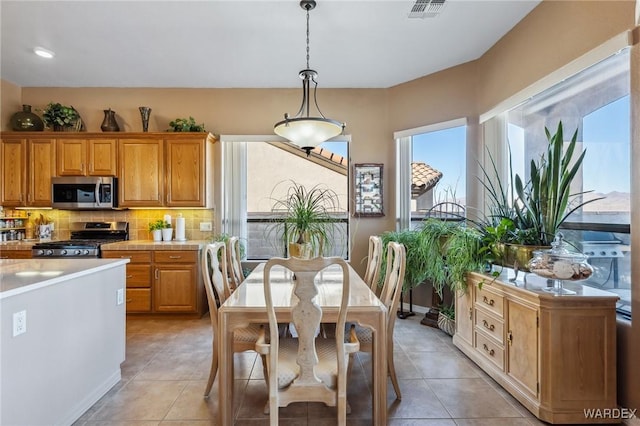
266;180;343;259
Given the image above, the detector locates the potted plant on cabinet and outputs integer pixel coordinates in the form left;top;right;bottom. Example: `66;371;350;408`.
479;121;602;271
42;102;83;131
167;116;206;132
265;180;344;259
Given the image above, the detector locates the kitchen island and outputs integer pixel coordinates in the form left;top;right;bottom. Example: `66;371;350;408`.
1;258;129;426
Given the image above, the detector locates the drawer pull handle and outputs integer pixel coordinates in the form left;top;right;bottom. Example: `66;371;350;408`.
508;330;513;346
482;296;495;306
482;320;495;331
120;256;132;259
155;268;159;280
126;299;133;303
468;307;472;320
126;275;133;279
483;344;495;356
168;255;182;259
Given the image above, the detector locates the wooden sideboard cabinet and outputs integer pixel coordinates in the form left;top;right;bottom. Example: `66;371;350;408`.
1;136;55;207
57;138;117;176
453;271;618;424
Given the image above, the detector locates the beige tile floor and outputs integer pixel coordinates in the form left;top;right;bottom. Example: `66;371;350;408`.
74;313;550;426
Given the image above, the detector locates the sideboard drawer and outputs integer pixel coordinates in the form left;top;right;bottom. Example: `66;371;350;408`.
475;308;504;344
475;285;504;318
475;331;504;370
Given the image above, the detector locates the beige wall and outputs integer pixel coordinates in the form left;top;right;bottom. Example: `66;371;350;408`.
1;0;638;410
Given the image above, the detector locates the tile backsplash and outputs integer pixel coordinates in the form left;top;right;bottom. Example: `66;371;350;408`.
12;208;216;241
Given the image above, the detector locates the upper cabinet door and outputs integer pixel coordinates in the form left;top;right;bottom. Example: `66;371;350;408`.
57;138;87;176
118;139;164;207
28;138;56;207
1;138;27;206
88;139;117;176
165;138;205;207
57;138;117;176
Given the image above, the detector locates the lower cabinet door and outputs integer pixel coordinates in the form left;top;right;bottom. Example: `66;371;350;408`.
153;263;197;312
127;288;151;312
506;299;539;399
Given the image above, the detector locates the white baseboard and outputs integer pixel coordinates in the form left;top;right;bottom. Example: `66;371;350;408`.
59;369;121;426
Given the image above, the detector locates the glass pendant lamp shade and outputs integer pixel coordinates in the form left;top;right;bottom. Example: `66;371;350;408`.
274;0;345;155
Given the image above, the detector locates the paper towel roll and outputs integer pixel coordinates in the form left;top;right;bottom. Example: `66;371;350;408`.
175;214;186;241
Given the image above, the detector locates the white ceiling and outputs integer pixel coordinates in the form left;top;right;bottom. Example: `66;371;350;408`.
0;0;540;89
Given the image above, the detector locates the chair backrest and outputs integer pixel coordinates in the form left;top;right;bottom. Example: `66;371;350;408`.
226;236;245;291
379;242;406;335
201;242;231;327
363;235;383;294
263;256;350;393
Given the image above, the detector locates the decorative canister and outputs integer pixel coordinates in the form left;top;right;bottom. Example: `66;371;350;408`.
10;105;45;131
100;109;120;132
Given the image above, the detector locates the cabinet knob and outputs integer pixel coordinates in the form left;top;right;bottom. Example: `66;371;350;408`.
483;319;495;331
482;343;495;356
482;296;495;306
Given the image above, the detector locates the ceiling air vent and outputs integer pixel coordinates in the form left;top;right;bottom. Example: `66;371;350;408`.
408;0;446;19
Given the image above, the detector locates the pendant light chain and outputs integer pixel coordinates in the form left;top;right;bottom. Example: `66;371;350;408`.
305;6;310;69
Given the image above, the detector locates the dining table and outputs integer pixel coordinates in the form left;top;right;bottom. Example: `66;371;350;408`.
217;261;388;425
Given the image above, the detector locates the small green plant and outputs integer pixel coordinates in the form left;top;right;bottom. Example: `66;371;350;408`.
439;303;455;320
148;219;169;231
41;102;81;129
167;116;206;132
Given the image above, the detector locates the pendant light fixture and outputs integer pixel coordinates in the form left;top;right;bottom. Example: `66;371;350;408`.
274;0;345;156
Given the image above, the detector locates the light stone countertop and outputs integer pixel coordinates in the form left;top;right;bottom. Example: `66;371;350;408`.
0;258;129;299
101;239;209;250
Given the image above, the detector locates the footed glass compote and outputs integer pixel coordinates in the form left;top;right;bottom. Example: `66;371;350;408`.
527;234;593;295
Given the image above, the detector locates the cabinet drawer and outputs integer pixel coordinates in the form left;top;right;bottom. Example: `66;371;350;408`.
475;286;504;318
475;309;504;344
103;250;152;263
126;288;151;312
126;264;151;288
475;331;504;370
154;250;197;263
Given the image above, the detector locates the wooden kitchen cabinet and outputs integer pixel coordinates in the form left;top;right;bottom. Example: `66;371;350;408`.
57;138;117;176
453;272;618;424
118;138;164;207
166;138;205;207
153;250;199;313
1;136;55;207
102;250;152;313
0;249;32;259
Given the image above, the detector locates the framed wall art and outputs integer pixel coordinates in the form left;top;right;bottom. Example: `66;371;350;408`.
354;163;384;217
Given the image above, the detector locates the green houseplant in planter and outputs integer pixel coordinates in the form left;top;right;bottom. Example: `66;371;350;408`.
148;219;169;242
479;121;602;271
167;116;206;132
42;102;82;131
266;180;343;259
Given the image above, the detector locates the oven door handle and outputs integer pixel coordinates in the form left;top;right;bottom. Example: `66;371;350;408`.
95;178;102;208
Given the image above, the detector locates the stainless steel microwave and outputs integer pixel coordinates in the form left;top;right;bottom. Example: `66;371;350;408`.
51;176;118;210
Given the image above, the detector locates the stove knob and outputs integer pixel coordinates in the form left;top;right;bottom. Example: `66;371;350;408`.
61;249;67;256
36;249;45;256
74;250;81;255
611;251;618;256
600;251;607;256
83;249;90;255
586;251;594;256
46;249;53;256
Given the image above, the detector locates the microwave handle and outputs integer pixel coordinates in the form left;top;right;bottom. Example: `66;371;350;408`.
95;178;102;207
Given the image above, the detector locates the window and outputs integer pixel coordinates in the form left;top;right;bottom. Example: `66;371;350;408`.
506;48;631;317
396;119;467;230
221;138;349;261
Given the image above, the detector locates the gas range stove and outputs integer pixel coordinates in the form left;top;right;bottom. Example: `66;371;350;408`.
32;222;129;258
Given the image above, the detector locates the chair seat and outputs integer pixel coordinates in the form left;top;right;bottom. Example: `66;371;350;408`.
276;338;348;389
351;324;373;345
234;323;264;342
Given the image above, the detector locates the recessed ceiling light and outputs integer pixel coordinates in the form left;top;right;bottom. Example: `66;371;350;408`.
34;47;55;59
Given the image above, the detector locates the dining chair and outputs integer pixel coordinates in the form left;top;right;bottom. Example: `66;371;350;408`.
362;235;383;296
226;236;245;292
201;242;264;398
350;241;406;400
255;257;360;426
